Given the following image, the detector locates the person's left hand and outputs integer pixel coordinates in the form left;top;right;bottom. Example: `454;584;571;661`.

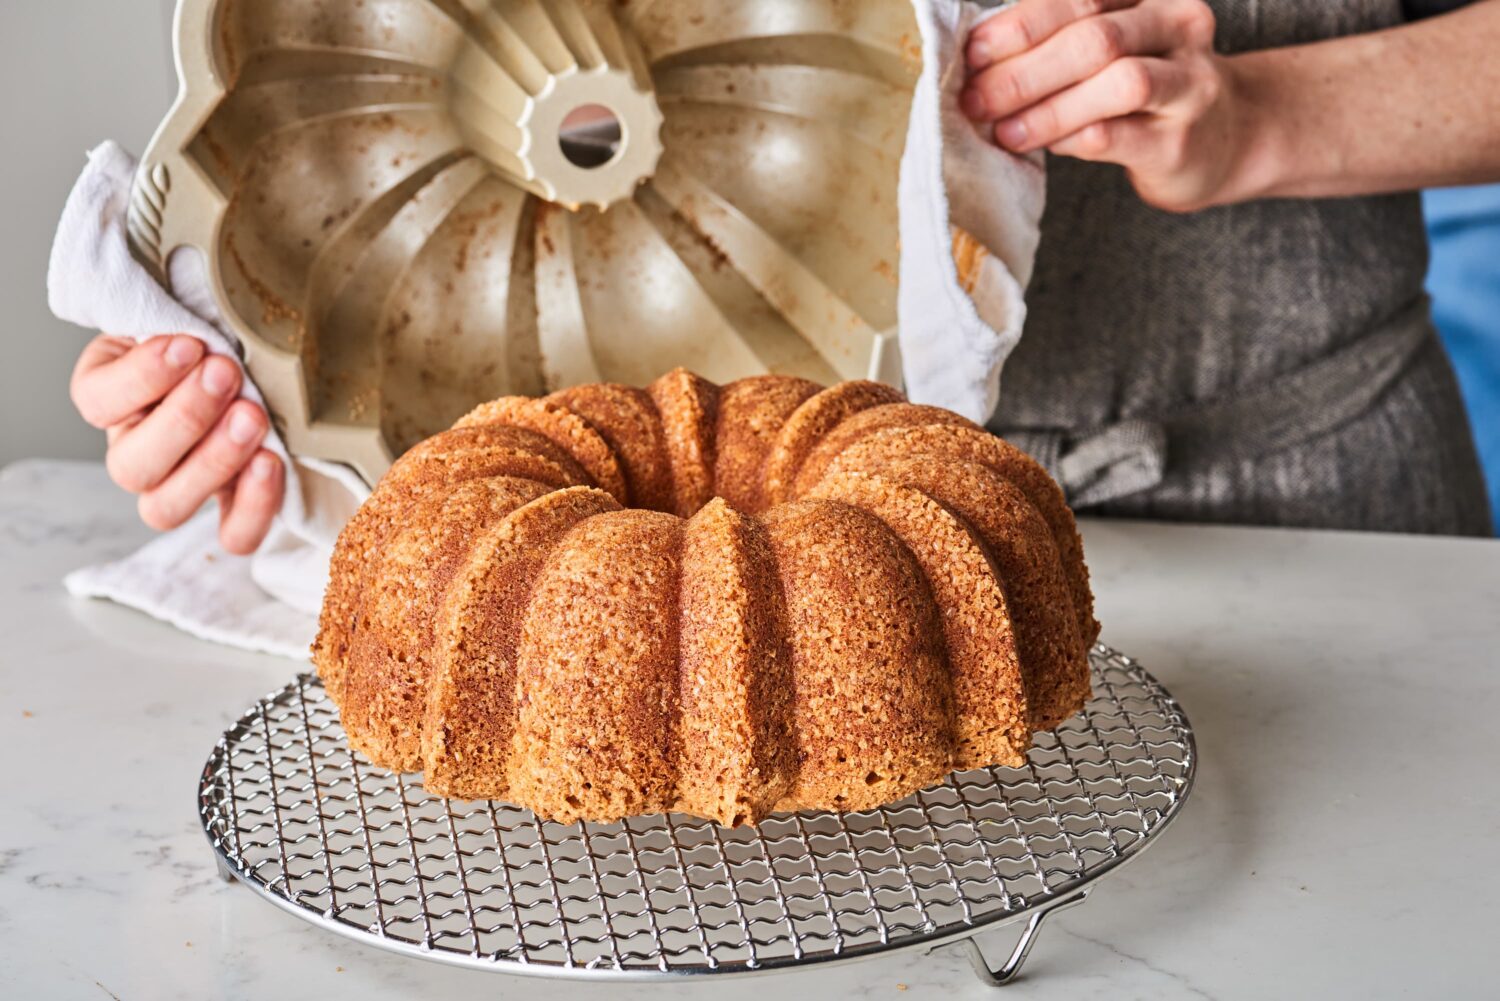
70;333;283;555
962;0;1258;213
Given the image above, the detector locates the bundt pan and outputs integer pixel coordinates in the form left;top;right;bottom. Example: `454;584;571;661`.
131;0;923;482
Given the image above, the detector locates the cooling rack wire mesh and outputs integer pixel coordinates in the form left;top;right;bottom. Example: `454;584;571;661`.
199;643;1194;985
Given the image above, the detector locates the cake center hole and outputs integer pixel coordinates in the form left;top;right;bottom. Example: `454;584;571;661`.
559;104;623;169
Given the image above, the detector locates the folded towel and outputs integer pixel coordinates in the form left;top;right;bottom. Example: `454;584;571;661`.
45;0;1042;660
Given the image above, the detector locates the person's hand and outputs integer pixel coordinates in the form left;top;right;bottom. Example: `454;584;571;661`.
962;0;1260;212
70;334;284;555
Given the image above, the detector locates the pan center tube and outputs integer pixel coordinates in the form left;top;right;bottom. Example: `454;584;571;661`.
446;4;665;212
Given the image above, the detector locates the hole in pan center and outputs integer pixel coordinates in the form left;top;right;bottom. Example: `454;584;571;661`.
559;104;624;169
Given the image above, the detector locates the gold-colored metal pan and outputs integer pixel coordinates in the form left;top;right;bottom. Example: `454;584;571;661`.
132;0;921;482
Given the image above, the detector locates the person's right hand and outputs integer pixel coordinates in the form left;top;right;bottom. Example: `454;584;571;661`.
70;334;284;555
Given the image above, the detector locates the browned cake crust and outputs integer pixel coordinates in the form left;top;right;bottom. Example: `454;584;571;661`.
509;509;686;823
453;397;627;503
808;472;1032;768
762;501;955;813
677;499;798;824
341;477;551;771
547;383;675;512
790;403;978;499
648;369;719;517
762;380;906;506
823;454;1090;732
712;375;820;514
312;424;594;704
317;369;1101;826
424;488;623;800
817;425;1099;648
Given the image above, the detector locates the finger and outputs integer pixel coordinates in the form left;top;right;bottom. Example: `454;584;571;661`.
993;57;1190;153
105;410;146;449
219;451;284;556
963;3;1180;121
73;334;132;374
106;356;243;493
71;334;204;429
137;400;269;532
967;0;1142;69
1047;113;1159;163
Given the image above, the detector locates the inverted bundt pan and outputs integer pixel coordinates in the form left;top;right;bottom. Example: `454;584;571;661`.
131;0;921;482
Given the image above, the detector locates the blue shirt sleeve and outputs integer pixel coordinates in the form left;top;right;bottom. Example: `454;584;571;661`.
1424;186;1500;533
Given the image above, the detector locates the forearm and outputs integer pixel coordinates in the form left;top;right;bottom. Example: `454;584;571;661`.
1228;0;1500;202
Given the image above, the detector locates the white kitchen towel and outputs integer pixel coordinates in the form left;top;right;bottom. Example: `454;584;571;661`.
48;141;370;660
898;0;1045;424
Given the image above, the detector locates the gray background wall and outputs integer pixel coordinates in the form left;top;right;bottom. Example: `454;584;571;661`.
0;0;176;467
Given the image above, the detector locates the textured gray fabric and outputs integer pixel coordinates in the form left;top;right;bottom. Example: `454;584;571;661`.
1005;421;1167;507
989;0;1492;536
1003;296;1435;507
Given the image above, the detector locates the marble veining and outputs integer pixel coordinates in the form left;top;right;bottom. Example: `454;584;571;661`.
2;459;1498;999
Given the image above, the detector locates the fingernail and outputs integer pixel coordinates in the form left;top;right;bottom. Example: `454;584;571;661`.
961;87;988;120
166;337;201;369
995;117;1029;149
228;409;263;446
250;454;278;480
967;39;991;68
201;359;236;397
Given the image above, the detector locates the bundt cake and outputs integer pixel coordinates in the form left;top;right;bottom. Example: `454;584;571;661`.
314;370;1099;827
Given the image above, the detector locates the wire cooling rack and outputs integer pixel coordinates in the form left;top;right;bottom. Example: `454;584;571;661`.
198;644;1194;987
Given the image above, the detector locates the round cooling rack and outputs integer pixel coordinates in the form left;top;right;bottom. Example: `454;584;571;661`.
198;644;1195;988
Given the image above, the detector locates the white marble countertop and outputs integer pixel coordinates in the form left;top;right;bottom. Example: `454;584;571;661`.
2;458;1497;1000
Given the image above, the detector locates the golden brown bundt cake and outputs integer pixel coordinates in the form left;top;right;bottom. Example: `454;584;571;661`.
313;369;1098;827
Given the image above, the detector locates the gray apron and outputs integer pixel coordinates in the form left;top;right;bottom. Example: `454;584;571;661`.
989;0;1492;536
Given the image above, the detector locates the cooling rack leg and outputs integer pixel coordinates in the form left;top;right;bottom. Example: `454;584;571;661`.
213;855;238;884
960;890;1089;987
